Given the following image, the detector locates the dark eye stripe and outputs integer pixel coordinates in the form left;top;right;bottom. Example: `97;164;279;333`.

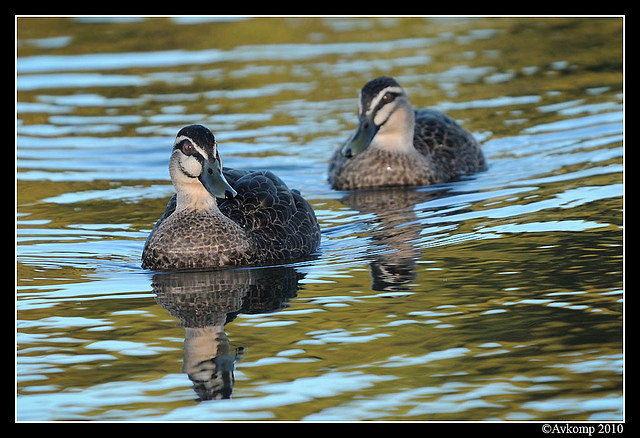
372;92;399;115
174;139;190;151
174;139;206;165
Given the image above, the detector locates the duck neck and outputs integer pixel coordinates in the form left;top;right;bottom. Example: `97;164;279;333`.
175;183;220;214
371;105;416;154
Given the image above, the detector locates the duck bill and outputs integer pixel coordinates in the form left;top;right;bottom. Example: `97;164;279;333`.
199;158;237;200
341;115;379;158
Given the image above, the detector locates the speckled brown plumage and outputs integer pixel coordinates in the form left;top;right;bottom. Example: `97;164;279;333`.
142;168;321;271
329;109;486;190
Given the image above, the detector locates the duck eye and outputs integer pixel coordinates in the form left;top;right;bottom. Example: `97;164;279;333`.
181;141;195;155
382;92;393;102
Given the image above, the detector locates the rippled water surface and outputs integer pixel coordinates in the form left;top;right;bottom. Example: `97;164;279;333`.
16;16;624;421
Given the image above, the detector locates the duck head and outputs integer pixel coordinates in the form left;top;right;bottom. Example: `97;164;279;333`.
342;76;416;158
169;125;237;210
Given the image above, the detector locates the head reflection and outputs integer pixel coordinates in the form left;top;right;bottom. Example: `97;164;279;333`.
152;266;303;401
340;187;447;292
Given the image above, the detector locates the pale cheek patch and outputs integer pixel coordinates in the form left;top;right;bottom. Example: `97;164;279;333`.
374;104;394;126
181;156;202;178
170;150;201;181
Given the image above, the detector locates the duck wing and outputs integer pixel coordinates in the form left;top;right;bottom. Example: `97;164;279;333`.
413;109;486;177
219;169;320;259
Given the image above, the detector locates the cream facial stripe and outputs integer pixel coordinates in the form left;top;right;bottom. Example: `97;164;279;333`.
371;87;404;128
174;135;211;160
174;134;191;148
364;86;404;117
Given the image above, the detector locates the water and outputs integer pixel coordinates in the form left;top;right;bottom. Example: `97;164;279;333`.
16;16;623;422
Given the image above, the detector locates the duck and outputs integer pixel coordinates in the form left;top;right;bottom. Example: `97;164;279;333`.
328;76;486;190
141;124;321;271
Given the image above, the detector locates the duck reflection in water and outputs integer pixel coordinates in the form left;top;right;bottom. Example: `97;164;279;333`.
339;187;450;291
152;266;304;401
